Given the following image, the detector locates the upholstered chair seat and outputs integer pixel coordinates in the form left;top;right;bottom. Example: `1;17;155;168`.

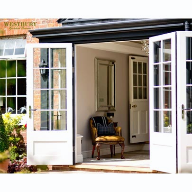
90;116;125;160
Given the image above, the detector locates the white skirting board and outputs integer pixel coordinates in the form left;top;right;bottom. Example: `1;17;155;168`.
82;144;148;159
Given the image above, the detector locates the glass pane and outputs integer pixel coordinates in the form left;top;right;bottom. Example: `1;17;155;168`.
33;48;49;68
7;60;16;77
143;87;147;99
186;86;192;109
186;62;192;84
143;63;147;74
51;69;66;89
133;62;137;73
154;88;160;109
187;111;192;134
143;75;147;86
15;48;25;55
133;74;137;86
33;90;49;110
163;63;171;85
186;37;192;60
7;97;16;114
51;90;67;110
154;65;160;86
0;79;5;95
163;39;171;62
154;41;161;63
186;86;192;134
0;49;3;56
7;79;16;95
163;111;172;133
163;87;172;109
0;60;6;78
154;111;161;132
51;48;66;68
33;69;49;89
52;111;67;130
133;87;137;99
138;75;142;86
138;62;142;74
17;97;26;114
17;79;26;95
17;60;26;77
34;111;49;131
4;49;14;56
0;97;6;113
139;87;142;99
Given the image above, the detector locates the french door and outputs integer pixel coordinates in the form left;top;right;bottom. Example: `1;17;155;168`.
149;32;177;173
27;43;73;165
150;31;192;173
177;32;192;173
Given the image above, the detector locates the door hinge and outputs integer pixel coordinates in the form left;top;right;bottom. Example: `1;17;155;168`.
131;57;135;60
73;146;75;152
72;50;74;57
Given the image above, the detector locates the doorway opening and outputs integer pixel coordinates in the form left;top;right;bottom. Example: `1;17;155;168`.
75;39;150;170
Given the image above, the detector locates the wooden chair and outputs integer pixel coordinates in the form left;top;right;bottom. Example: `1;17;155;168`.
90;116;125;160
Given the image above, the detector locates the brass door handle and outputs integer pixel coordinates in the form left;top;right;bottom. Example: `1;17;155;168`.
29;106;37;118
132;105;137;108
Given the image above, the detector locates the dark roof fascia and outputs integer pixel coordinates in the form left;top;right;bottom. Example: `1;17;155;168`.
30;19;189;38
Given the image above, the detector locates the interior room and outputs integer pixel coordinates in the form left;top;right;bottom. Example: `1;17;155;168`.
75;40;150;162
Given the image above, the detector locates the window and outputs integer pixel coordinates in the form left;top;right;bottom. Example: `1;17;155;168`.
0;38;26;57
0;60;26;114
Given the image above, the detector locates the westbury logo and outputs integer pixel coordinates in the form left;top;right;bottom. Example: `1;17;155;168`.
4;21;37;30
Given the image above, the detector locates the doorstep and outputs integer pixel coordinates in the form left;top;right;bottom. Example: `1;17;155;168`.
51;164;165;174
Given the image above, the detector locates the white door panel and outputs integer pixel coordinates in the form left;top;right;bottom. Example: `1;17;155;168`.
177;31;192;173
149;32;176;173
129;56;149;143
27;43;73;165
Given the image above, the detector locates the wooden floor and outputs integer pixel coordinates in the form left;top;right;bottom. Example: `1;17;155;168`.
52;150;165;173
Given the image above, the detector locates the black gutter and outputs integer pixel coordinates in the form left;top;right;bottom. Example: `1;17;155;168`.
30;19;190;38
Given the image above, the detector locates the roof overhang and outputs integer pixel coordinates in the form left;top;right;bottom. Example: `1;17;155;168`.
30;19;192;43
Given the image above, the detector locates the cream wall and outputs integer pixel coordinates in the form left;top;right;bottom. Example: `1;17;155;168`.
76;46;144;158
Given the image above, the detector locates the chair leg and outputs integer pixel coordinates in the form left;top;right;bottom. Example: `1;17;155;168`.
110;145;113;157
114;145;115;156
119;142;125;159
96;143;100;160
92;145;95;158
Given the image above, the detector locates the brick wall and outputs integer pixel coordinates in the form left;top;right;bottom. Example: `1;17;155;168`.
0;18;61;43
0;18;62;137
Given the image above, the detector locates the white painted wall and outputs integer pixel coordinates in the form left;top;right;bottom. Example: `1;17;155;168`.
76;46;145;158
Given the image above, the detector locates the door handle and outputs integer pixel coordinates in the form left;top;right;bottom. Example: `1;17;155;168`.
132;105;137;108
182;104;192;119
29;106;37;118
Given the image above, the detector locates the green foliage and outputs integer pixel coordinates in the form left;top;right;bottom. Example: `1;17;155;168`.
2;112;26;161
36;165;49;171
0;150;10;163
0;108;9;152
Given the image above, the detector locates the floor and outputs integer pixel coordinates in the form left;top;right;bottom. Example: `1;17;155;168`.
83;150;150;167
67;150;163;173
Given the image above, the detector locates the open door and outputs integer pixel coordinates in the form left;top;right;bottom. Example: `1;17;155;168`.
177;31;192;173
27;43;73;165
149;32;177;173
129;56;149;143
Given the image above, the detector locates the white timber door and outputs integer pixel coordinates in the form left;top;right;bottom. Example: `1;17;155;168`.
149;32;177;173
177;31;192;173
27;43;73;165
129;56;149;143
